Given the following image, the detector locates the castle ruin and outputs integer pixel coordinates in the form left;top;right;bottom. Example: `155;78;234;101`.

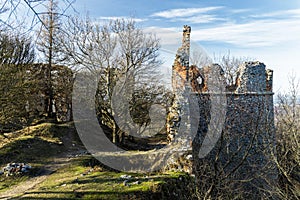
167;25;277;198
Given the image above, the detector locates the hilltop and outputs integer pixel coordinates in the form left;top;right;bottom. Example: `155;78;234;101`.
0;122;195;199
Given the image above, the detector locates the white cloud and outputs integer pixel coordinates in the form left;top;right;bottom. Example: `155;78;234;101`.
192;18;300;47
171;14;224;24
146;7;300;92
147;7;300;52
151;7;223;18
98;16;147;23
145;7;300;92
144;26;180;47
229;8;252;14
250;9;300;19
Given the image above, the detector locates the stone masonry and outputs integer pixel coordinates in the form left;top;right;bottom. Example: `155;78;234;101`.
167;25;277;198
168;25;192;144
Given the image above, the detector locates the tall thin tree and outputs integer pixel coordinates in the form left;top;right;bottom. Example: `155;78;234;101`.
36;0;61;119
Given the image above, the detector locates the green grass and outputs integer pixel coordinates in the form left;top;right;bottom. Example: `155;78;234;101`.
0;122;195;199
19;156;189;199
0;174;29;193
0;123;72;192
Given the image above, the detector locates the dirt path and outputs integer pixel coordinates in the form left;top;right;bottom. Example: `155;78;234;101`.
0;125;87;200
0;149;86;200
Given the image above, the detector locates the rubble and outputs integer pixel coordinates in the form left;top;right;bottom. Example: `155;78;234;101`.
120;175;142;187
120;174;132;180
1;163;32;176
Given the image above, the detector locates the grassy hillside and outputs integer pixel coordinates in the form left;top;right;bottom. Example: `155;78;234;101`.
0;123;195;199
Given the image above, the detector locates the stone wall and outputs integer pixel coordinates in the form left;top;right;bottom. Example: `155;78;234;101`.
236;61;267;93
167;25;277;198
192;91;276;198
168;25;192;144
27;64;73;122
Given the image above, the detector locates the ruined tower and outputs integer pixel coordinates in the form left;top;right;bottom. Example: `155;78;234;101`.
167;25;277;199
181;25;191;73
172;25;191;90
168;25;192;144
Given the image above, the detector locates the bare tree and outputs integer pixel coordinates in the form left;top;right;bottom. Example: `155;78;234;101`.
0;0;75;31
190;51;252;89
36;0;62;119
59;17;164;144
272;75;300;199
190;48;212;68
213;51;251;86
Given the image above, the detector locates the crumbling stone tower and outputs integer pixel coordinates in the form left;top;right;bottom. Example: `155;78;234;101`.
168;25;192;143
172;25;191;90
167;25;277;198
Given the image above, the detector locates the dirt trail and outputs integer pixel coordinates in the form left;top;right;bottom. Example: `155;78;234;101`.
0;149;85;200
0;125;87;199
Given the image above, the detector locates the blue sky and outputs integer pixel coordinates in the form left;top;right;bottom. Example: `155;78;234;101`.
1;0;298;92
71;0;300;93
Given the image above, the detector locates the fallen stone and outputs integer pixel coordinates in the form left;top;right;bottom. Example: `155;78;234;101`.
1;163;31;176
132;180;141;185
120;174;132;180
186;154;193;160
123;180;129;186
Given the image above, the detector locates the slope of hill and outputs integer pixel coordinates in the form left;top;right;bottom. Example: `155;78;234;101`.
0;122;195;199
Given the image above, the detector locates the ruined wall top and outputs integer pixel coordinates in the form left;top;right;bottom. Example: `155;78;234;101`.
182;25;191;61
172;26;273;94
236;61;273;93
172;25;191;90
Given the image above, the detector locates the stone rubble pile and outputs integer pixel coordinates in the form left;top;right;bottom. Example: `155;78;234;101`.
120;174;142;186
0;163;32;176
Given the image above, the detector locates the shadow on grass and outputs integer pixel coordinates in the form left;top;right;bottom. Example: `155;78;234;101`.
16;175;194;200
0;136;68;193
0;137;65;166
69;173;175;185
17;190;159;200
